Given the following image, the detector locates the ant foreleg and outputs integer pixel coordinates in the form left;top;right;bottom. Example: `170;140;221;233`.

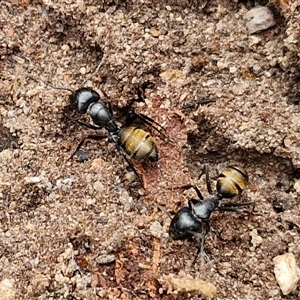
77;120;102;130
69;134;107;160
80;53;105;87
192;220;211;266
168;184;204;201
107;101;113;115
23;73;73;92
191;185;205;201
218;201;254;214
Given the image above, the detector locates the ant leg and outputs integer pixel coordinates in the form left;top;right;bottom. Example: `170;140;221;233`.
157;205;173;220
203;219;210;236
77;120;102;130
112;141;143;185
69;134;107;160
196;164;212;195
190;224;210;266
70;133;143;185
198;220;210;266
191;233;205;265
121;152;143;185
107;101;113;115
125;112;172;142
169;184;194;189
218;201;254;214
191;186;205;200
204;164;213;194
133;112;167;132
169;184;204;200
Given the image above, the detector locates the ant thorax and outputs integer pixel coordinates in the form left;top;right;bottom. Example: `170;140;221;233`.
192;195;221;220
87;102;117;131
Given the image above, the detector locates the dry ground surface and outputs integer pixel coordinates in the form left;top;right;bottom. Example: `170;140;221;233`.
1;0;300;299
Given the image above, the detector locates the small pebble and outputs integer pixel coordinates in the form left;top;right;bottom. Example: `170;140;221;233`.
250;229;263;250
149;28;160;37
273;253;300;295
93;181;104;192
294;180;300;193
76;150;91;162
96;254;116;265
79;67;86;75
245;6;276;34
149;221;163;238
0;278;16;300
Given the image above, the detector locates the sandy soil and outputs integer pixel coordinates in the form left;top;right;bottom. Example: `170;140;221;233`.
1;0;300;299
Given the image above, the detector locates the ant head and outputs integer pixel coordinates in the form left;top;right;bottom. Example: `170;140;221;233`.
71;88;100;114
169;207;202;241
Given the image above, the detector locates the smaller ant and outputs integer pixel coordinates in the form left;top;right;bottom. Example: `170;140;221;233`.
169;164;253;264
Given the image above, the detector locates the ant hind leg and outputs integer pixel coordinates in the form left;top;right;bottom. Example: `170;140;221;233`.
125;111;172;142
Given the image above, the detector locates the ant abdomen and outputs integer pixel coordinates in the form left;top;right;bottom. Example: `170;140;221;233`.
119;126;158;162
217;166;248;198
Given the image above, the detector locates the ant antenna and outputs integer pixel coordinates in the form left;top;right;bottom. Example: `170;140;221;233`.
23;54;105;93
22;73;73;92
80;56;105;87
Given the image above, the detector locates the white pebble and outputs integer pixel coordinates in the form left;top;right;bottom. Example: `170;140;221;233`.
24;176;41;183
273;253;300;295
229;66;238;73
149;221;163;238
93;181;104;192
245;7;276;34
79;67;86;75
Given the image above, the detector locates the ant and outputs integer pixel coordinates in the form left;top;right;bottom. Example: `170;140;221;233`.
168;164;253;264
24;56;169;184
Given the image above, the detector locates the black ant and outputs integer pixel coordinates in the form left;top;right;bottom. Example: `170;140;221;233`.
24;57;169;184
169;164;253;264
